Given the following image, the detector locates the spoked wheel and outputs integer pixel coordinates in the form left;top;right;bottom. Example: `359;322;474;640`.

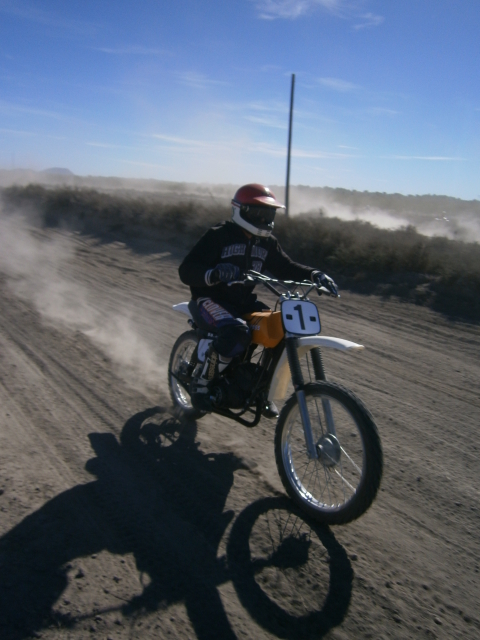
168;330;206;420
275;382;383;525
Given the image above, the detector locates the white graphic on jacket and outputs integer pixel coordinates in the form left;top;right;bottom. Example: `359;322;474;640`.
251;246;268;260
252;260;263;272
221;244;246;258
220;243;267;273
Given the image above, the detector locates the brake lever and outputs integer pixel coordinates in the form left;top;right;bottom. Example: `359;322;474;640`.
227;274;254;286
316;285;340;298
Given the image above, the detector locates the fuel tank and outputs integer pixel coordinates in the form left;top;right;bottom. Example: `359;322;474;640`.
244;310;284;348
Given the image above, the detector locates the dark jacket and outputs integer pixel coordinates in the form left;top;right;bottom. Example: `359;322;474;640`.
179;221;316;307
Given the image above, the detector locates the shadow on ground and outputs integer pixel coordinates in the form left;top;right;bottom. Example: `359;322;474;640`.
0;407;353;640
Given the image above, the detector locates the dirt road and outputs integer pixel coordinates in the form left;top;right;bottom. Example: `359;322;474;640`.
0;225;479;639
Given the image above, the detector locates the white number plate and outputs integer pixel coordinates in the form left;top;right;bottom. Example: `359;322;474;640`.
281;299;321;335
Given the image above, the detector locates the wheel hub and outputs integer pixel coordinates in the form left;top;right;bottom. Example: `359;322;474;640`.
316;434;341;467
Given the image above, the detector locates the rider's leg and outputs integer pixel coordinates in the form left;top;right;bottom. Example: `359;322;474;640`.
190;299;251;410
238;300;279;418
214;305;279;418
190;298;278;416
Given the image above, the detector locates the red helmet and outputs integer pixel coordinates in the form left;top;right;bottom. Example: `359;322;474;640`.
231;183;285;237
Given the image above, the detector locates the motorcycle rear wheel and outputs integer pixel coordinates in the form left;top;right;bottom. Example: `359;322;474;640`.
275;382;382;525
168;330;206;420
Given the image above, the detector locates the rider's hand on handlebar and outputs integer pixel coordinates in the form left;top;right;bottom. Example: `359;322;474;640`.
206;263;241;285
312;271;339;297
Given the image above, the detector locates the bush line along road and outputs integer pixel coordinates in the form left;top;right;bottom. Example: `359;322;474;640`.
0;199;479;638
2;185;480;320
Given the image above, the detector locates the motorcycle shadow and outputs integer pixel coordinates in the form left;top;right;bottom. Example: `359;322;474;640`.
0;407;352;640
120;407;353;638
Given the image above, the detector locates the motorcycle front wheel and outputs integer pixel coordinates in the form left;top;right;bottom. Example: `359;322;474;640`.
275;382;383;525
168;330;206;420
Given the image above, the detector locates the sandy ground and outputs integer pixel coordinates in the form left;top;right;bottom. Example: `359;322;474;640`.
0;224;479;640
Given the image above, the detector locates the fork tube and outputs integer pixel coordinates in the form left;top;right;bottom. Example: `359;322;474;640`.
310;347;336;436
310;347;326;380
285;336;317;459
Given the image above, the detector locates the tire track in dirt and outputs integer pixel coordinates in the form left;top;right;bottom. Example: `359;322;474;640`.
0;228;479;638
0;272;283;639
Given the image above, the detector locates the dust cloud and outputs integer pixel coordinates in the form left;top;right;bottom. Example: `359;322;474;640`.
0;207;165;392
277;186;480;240
292;198;411;230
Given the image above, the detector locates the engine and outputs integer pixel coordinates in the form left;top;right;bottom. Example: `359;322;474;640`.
211;362;263;409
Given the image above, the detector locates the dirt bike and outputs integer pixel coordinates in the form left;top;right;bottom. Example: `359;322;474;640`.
168;271;383;525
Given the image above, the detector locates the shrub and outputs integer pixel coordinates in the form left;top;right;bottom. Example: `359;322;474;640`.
2;185;479;320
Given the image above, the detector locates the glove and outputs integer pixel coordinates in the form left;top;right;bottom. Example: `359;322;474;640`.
312;271;339;297
205;263;241;285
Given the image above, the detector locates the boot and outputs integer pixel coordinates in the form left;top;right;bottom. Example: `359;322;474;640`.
262;400;279;419
190;347;219;411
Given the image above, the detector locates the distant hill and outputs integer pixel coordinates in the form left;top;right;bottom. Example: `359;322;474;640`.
41;168;75;176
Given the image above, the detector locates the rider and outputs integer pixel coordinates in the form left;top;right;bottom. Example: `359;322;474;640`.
178;183;338;413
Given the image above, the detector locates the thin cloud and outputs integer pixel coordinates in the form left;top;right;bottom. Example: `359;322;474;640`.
246;141;356;158
291;104;338;123
353;12;384;30
318;77;360;92
0;0;97;35
0;100;67;120
260;64;283;72
0;128;36;136
95;46;168;56
152;133;209;147
175;71;228;89
86;141;140;150
0;127;66;140
292;148;357;159
150;133;228;156
122;160;168;169
244;115;287;129
251;0;384;32
368;107;399;116
252;0;343;20
151;128;280;157
151;131;349;160
388;155;465;161
247;101;288;114
254;141;297;157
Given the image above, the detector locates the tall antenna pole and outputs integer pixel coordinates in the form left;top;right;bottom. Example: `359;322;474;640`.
285;73;295;218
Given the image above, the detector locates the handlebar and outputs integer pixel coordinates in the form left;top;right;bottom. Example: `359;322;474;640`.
228;270;339;299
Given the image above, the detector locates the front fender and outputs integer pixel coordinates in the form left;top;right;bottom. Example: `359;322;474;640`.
268;336;364;403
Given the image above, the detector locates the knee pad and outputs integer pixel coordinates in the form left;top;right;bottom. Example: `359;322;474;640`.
214;324;251;358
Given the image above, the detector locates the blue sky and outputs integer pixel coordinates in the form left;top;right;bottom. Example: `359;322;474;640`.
1;0;479;198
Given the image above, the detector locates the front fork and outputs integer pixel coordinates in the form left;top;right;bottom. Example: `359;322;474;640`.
310;346;336;439
285;336;336;459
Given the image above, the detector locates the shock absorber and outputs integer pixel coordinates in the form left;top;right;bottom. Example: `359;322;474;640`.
311;347;326;381
285;337;304;389
311;347;336;436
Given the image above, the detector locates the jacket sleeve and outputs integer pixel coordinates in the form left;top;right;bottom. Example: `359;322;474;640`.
178;227;222;288
265;237;316;282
